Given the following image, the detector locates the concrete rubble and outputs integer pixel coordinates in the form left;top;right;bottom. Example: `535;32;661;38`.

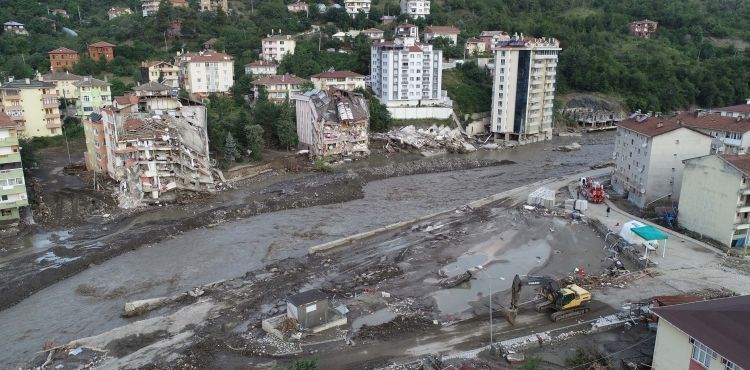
374;125;476;155
526;187;556;208
554;142;582;151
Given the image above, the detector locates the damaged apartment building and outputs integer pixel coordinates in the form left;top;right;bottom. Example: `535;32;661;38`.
99;81;214;206
293;88;369;158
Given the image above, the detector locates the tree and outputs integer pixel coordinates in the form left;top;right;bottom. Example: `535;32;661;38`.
288;359;318;370
245;124;264;160
368;97;392;132
223;132;239;161
274;107;298;150
2;56;33;79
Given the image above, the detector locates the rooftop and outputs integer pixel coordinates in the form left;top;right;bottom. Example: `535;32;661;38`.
616;113;710;138
287;289;328;306
73;76;109;88
41;71;83;81
133;81;172;92
4;21;24;26
424;25;460;34
297;88;369;123
263;34;294;41
141;60;175;68
677;112;750;133
252;74;308;85
721;155;750;176
180;51;233;63
49;47;79;55
652;295;750;368
714;100;750;113
310;70;364;79
89;41;115;48
362;28;383;33
0;79;56;89
0;111;15;128
245;60;277;67
114;95;139;106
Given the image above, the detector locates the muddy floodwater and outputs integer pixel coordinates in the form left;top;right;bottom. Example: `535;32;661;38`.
0;132;613;367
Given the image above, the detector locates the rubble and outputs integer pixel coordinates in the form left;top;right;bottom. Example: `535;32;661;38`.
554;142;582;152
373;125;476;154
355;315;435;340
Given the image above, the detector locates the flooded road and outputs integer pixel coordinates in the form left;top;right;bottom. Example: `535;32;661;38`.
0;132;613;367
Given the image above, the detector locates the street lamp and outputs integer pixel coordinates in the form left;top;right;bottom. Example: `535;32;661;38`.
478;274;506;350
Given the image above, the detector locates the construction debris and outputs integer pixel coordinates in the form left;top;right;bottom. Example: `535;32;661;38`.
438;270;472;288
373;125;476;154
527;187;556;208
554;142;582;152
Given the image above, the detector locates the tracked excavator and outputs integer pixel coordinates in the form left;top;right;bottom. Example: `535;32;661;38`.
505;274;592;325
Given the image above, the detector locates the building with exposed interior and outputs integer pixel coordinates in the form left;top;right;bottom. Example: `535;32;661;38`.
629;19;658;38
140;61;180;88
464;38;486;56
101;91;213;205
489;34;560;144
0;111;28;222
84;112;108;173
88;41;115;62
261;34;296;62
310;70;365;91
345;0;371;16
651;295;750;370
400;0;430;18
394;23;419;39
244;60;278;76
176;51;234;99
293;88;369;158
0;78;62;137
611;112;712;208
48;47;80;72
74;76;111;117
252;74;309;104
680;154;750;248
287;1;308;13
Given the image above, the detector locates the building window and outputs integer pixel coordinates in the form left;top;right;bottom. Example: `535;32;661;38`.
722;358;744;370
1;195;7;201
1;209;11;216
691;339;715;368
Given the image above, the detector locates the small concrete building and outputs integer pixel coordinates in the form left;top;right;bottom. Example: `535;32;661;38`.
3;21;28;35
310;70;365;91
680;154;750;248
465;38;486;56
651;295;750;370
423;26;460;44
140;61;180;88
293;89;369;158
629;19;658;38
612;112;712;208
244;60;278;76
252;74;308;104
400;0;430;19
261;34;296;62
362;28;384;40
286;289;330;329
345;0;371;16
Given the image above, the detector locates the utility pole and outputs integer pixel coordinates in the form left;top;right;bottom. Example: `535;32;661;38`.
78;6;82;25
319;30;322;52
164;31;168;51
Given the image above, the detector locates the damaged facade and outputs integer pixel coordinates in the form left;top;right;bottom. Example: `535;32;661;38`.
293;89;369;158
101;85;214;205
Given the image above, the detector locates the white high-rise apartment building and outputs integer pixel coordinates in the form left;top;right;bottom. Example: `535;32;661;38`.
345;0;371;16
400;0;430;18
261;34;296;62
176;51;234;98
490;34;560;143
370;36;443;106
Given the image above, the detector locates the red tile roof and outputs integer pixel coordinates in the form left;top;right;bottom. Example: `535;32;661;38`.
89;41;115;48
617;113;712;138
652;295;750;368
252;74;308;85
397;23;416;28
676;112;750;133
114;95;139;106
245;60;277;67
362;28;383;33
0;111;15;128
124;118;143;130
714;102;750;113
424;26;460;34
721;155;750;176
310;70;364;79
49;47;78;54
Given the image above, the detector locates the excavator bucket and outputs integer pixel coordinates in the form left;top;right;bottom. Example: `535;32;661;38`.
503;308;518;325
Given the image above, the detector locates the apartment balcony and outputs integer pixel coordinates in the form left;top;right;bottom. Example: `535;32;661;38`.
735;220;750;231
740;187;750;195
738;205;750;213
0;199;28;208
9;114;25;122
43;94;57;99
0;168;23;179
0;152;21;164
45;113;60;120
0;136;19;147
46;122;62;130
43;101;58;109
0;184;26;197
2;93;20;100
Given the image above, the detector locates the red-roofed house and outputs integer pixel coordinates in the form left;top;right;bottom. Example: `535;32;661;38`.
48;47;80;72
423;26;460;44
630;19;658;39
711;99;750;119
88;41;115;62
244;60;278;76
674;111;750;154
287;1;308;13
310;70;365;91
651;295;750;369
612;112;712;208
252;74;309;104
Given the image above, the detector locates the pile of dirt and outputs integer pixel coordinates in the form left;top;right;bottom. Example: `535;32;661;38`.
721;255;750;275
353;264;402;286
355;315;435;340
35;188;118;227
687;287;737;300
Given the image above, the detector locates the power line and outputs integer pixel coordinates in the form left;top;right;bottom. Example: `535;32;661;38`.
566;334;656;370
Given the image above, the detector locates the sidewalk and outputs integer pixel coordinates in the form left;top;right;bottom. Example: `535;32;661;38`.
576;185;750;304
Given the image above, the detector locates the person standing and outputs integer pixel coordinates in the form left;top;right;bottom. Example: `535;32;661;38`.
606;206;611;217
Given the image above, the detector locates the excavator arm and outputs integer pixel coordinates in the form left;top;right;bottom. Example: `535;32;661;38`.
506;274;560;325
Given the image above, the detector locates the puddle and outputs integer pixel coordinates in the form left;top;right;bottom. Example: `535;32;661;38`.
429;239;552;317
351;308;398;331
438;254;487;278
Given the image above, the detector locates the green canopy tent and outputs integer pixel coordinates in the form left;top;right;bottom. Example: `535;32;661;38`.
631;225;669;258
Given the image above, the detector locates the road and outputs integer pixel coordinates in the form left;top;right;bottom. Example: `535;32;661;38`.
0;133;614;367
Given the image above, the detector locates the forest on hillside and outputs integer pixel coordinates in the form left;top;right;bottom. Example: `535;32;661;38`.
2;0;750;160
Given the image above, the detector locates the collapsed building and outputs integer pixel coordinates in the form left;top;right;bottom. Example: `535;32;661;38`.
293;88;370;158
100;82;214;206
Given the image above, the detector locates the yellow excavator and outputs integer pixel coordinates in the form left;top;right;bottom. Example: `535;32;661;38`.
505;274;592;325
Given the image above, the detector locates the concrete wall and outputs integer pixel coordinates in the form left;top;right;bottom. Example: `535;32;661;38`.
679;155;742;247
387;106;452;119
652;319;693;370
646;129;711;205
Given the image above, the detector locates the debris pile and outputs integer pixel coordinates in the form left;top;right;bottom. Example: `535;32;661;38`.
374;125;476;154
572;270;651;289
554;142;582;152
527;187;556;208
353;264;402;286
355;315;435;340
